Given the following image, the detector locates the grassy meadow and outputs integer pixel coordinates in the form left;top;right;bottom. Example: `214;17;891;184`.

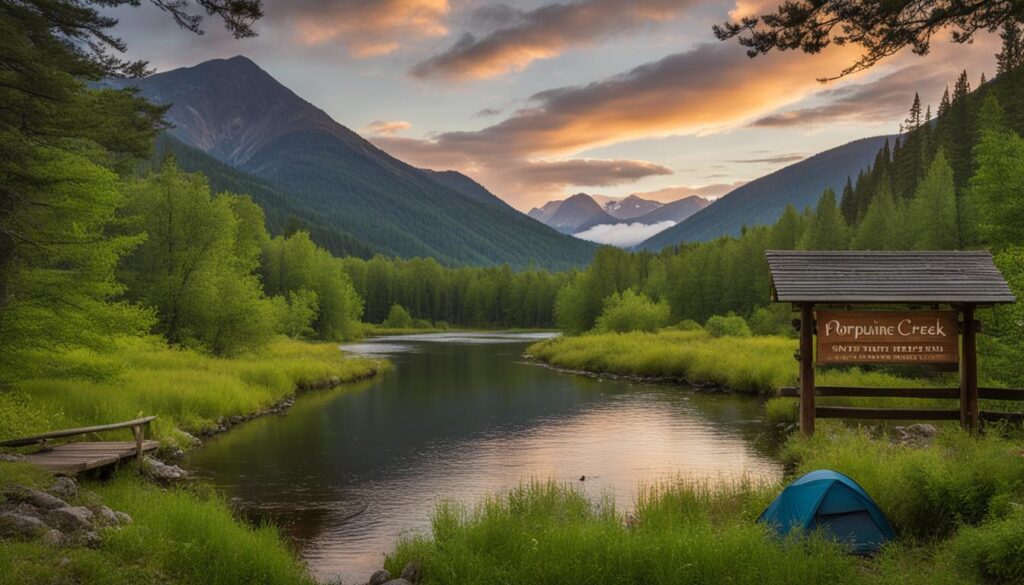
0;336;386;585
0;336;386;449
527;329;1024;426
387;427;1024;585
0;469;316;585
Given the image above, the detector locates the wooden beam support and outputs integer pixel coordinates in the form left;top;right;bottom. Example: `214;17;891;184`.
799;303;815;435
960;305;979;432
816;406;960;420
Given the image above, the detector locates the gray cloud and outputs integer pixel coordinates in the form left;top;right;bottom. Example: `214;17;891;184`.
728;153;806;164
751;63;951;127
410;0;691;80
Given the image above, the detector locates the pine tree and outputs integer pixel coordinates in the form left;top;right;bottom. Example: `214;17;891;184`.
947;70;976;194
970;94;1024;248
906;151;959;250
852;182;902;250
996;22;1024;75
839;176;857;223
894;94;925;199
800;189;850;250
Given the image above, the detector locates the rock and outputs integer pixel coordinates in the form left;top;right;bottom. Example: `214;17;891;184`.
0;453;26;462
11;487;67;510
381;580;413;585
114;511;133;525
143;456;188;481
368;569;392;585
41;528;64;546
0;511;47;539
168;449;186;461
893;423;938;446
400;560;421;583
95;506;120;526
907;423;937;437
50;476;78;501
46;506;95;532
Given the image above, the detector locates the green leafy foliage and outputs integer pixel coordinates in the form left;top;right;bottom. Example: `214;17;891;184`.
593;289;670;333
119;163;281;355
705;314;753;338
261;231;364;341
383;304;414;329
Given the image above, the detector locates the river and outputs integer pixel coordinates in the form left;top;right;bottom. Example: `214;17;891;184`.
187;333;782;583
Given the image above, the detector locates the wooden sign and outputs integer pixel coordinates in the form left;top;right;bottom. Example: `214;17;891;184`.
816;310;959;365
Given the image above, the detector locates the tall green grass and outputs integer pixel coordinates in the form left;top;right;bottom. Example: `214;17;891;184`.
387;480;859;585
528;330;955;397
784;428;1024;540
0;474;315;585
0;336;386;447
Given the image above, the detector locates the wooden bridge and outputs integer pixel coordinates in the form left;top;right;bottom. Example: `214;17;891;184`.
0;417;158;474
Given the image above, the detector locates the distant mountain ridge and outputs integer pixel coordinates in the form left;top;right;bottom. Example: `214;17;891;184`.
630;196;709;224
111;56;595;269
545;193;620;234
637;135;893;250
603;195;663;219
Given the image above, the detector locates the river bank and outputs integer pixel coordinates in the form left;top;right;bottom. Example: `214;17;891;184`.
526;330;1024;425
386;427;1024;585
0;337;387;584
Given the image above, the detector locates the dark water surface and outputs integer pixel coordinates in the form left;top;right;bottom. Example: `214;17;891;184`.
187;333;782;583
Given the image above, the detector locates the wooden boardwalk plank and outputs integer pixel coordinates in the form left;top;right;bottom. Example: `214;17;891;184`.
23;440;160;474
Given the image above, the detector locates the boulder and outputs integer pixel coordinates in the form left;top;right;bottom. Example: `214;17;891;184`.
369;569;392;585
0;511;47;539
95;506;121;526
143;456;188;481
11;487;67;510
381;580;413;585
114;511;133;525
46;506;95;532
49;476;78;501
400;560;421;583
41;528;64;546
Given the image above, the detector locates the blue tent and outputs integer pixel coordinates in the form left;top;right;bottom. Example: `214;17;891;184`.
758;470;895;554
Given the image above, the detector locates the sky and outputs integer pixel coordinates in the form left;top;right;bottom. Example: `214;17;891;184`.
105;0;1000;210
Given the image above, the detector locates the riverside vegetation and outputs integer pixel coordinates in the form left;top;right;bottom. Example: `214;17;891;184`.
4;3;1024;585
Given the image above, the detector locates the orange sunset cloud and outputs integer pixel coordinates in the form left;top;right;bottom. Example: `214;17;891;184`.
291;0;449;57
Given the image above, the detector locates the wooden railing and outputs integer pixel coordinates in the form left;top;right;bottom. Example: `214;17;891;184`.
778;387;1024;424
0;416;157;461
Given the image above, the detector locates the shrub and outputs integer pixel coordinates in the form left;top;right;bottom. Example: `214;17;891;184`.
705;313;752;338
383;304;413;329
749;305;796;337
669;319;703;331
434;321;450;330
950;507;1024;584
593;289;670;333
783;428;1024;540
412;318;432;329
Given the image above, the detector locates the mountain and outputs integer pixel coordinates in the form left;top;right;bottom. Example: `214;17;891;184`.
603;195;662;220
630;195;709;224
111;56;595;270
527;200;564;224
637;135;892;251
545;193;621;234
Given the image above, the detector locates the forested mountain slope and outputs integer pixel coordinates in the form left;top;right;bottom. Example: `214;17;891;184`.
115;56;595;269
638;136;892;250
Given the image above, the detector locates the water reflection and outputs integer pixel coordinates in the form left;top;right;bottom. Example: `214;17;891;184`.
188;333;781;582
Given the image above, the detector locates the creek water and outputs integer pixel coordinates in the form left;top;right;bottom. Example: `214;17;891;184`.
187;333;782;583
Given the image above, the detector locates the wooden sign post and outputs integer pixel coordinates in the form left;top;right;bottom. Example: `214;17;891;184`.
766;251;1017;436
